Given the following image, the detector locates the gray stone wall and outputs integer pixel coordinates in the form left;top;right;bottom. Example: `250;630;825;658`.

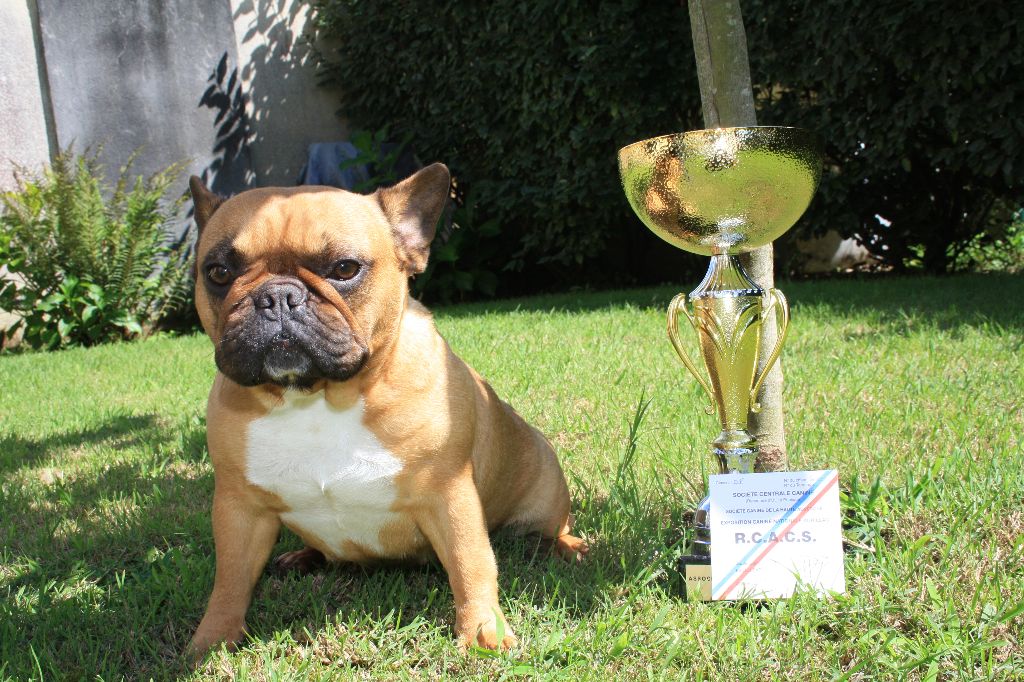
36;0;253;195
231;0;345;186
0;0;343;193
0;0;53;190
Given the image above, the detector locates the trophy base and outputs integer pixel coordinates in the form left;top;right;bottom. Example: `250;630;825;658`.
680;447;756;602
680;554;712;601
682;494;713;601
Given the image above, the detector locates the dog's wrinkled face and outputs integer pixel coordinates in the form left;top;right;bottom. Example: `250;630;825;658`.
190;164;450;388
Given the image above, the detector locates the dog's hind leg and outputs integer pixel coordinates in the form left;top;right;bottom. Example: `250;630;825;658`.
273;547;326;575
507;433;589;562
532;514;589;563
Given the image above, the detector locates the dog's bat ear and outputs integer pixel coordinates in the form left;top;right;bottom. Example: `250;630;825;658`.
376;163;451;275
188;175;225;233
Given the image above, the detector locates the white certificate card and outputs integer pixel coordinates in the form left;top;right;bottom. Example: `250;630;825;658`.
709;469;845;600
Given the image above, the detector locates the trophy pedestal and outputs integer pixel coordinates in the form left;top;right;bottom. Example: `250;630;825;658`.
680;551;711;601
669;254;786;565
679;495;712;600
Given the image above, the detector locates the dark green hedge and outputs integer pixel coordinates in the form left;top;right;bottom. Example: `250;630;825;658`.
312;1;705;295
746;0;1024;273
313;0;1023;293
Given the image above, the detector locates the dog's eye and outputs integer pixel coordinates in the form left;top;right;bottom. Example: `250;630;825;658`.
329;260;361;281
206;264;232;286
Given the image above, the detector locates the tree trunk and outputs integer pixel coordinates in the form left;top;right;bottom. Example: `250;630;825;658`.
687;0;787;471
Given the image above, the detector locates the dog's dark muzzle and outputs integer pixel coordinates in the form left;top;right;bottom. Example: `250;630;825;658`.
215;276;369;388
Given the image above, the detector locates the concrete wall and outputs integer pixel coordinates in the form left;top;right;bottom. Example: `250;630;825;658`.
0;0;53;190
231;0;346;186
0;0;343;193
36;0;253;196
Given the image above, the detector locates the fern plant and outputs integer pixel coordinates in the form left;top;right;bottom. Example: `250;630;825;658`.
0;147;193;350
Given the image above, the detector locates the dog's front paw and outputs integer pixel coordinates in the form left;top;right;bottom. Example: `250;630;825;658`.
186;619;245;662
456;606;517;651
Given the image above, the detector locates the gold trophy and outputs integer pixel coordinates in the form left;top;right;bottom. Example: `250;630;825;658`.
618;126;823;559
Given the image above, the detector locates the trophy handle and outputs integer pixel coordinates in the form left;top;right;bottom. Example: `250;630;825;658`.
667;293;716;414
749;288;790;413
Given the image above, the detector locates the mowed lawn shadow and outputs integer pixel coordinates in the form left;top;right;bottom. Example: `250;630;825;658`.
431;285;677;320
434;273;1024;333
0;414;164;474
787;272;1024;332
0;412;216;677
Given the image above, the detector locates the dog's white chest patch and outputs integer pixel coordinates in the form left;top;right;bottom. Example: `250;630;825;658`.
245;393;403;557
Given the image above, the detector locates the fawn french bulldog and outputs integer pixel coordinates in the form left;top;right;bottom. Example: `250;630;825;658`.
186;164;587;657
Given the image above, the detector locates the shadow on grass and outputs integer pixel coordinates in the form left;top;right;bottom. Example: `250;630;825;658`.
431;285;675;319
0;414;162;474
788;272;1024;332
433;272;1024;332
0;414;682;679
0;413;215;677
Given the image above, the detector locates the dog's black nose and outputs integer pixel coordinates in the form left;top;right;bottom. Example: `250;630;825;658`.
255;280;307;317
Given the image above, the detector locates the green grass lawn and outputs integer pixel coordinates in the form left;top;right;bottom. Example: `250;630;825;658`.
2;274;1022;680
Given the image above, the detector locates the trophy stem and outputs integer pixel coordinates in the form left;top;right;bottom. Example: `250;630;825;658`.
691;253;762;471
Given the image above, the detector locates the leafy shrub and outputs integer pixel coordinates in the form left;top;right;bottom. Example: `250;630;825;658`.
15;275;143;349
951;208;1024;273
745;0;1024;273
0;149;193;350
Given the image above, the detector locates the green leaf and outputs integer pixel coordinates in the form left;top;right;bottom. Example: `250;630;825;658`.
475;270;498;296
610;631;630;658
453;271;474;291
115;315;143;336
478;218;501;237
434;244;460;263
84;282;105;300
997;601;1024;623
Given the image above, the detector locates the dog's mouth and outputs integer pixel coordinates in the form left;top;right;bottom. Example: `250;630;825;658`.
215;323;369;389
261;337;315;386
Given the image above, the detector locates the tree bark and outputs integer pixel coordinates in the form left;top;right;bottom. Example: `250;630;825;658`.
687;0;787;471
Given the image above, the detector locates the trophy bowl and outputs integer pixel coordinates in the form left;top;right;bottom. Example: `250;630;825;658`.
618;126;823;256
